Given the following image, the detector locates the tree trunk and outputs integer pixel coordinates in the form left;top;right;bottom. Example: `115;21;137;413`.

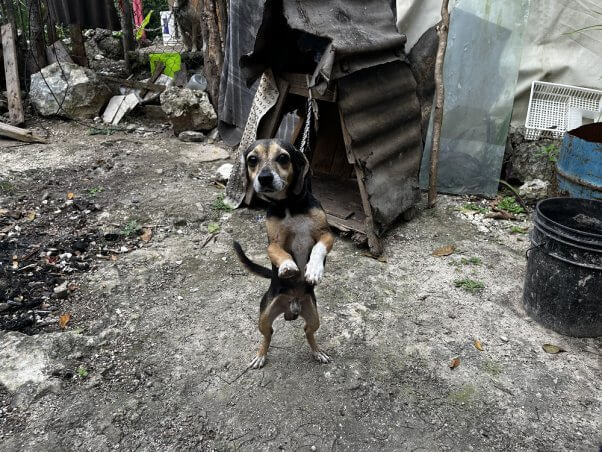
427;0;450;208
44;0;58;44
120;0;136;73
200;0;226;110
27;0;48;73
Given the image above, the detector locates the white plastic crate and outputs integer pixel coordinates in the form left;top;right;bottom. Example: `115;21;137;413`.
524;81;602;140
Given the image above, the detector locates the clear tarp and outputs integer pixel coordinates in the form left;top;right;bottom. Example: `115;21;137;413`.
419;0;530;196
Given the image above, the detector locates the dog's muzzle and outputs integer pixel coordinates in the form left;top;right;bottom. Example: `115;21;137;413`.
255;168;283;193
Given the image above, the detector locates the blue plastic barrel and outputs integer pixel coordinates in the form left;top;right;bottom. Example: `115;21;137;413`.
557;123;602;199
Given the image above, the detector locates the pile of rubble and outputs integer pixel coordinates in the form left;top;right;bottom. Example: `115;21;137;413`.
27;28;217;143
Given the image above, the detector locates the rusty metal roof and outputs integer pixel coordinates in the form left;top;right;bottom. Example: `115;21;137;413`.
338;60;423;229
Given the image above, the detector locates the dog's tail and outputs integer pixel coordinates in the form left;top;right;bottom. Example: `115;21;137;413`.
233;241;272;279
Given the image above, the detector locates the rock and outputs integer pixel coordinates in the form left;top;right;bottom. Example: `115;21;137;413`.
160;87;217;135
519;179;550;202
503;129;560;185
96;34;124;60
206;127;220;143
53;281;69;299
178;130;206;142
196;144;230;162
30;63;112;119
215;163;233;183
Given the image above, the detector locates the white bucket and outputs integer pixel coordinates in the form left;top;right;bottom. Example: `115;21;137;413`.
160;11;181;46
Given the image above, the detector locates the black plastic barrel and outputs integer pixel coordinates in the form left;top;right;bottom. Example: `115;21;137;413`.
523;198;602;337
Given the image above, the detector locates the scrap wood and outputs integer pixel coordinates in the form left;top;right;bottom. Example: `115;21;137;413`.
486;208;518;221
139;62;165;98
1;23;24;124
100;76;166;93
427;0;450;208
46;40;74;64
0;121;47;143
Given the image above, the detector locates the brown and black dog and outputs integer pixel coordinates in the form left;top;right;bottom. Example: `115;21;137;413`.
233;139;334;369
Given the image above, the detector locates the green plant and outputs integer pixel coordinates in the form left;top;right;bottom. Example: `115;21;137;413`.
87;186;104;196
208;223;220;234
449;384;476;403
211;195;233;211
462;203;488;214
510;226;528;234
122;220;140;237
462;257;482;266
481;360;503;376
536;144;560;164
449;257;482;267
454;278;485;293
497;196;525;215
77;366;89;378
0;181;15;193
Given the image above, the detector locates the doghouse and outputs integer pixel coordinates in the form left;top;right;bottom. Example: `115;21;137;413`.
224;0;424;255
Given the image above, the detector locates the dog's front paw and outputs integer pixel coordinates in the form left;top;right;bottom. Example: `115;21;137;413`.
312;349;331;364
278;259;299;279
305;259;324;285
249;354;267;369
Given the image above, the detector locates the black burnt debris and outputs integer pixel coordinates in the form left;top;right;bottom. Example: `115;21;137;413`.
0;188;141;334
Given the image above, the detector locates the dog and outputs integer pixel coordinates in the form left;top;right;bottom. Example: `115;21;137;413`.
172;0;203;52
233;139;334;369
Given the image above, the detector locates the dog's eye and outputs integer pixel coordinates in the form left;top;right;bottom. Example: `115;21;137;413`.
276;154;290;165
247;155;258;167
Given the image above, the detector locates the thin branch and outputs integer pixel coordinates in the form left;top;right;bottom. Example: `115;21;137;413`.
427;0;450;208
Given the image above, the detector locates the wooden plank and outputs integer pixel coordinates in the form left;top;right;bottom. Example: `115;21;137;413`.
326;214;365;234
1;24;24;124
100;76;166;93
46;40;74;64
339;106;383;256
69;24;88;67
140;62;165;98
0;121;47;143
257;76;290;139
281;72;337;102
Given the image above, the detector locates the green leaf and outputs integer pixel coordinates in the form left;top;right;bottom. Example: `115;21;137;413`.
208;223;220;234
136;10;153;40
77;366;89;378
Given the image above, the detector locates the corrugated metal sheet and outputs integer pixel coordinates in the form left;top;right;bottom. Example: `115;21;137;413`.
47;0;121;30
338;60;423;229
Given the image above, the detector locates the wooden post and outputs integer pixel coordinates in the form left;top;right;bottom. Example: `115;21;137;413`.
427;0;450;208
69;24;88;67
1;23;25;124
339;107;383;256
27;0;49;73
200;0;226;109
120;0;136;73
45;1;58;44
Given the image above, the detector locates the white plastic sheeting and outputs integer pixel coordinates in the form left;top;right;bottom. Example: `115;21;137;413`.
397;0;602;125
419;0;530;196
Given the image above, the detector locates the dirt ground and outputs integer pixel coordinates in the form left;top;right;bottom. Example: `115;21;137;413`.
0;119;600;452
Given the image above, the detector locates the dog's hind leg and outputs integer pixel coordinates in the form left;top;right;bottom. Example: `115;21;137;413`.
249;297;285;369
300;296;331;364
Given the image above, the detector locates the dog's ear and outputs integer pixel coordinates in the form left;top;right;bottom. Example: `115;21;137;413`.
292;149;310;196
242;143;255;205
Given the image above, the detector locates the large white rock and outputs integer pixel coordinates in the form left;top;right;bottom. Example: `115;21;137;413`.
30;62;112;119
160;87;217;135
519;178;550;202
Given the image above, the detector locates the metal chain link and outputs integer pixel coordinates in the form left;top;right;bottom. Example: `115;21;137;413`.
299;97;313;154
